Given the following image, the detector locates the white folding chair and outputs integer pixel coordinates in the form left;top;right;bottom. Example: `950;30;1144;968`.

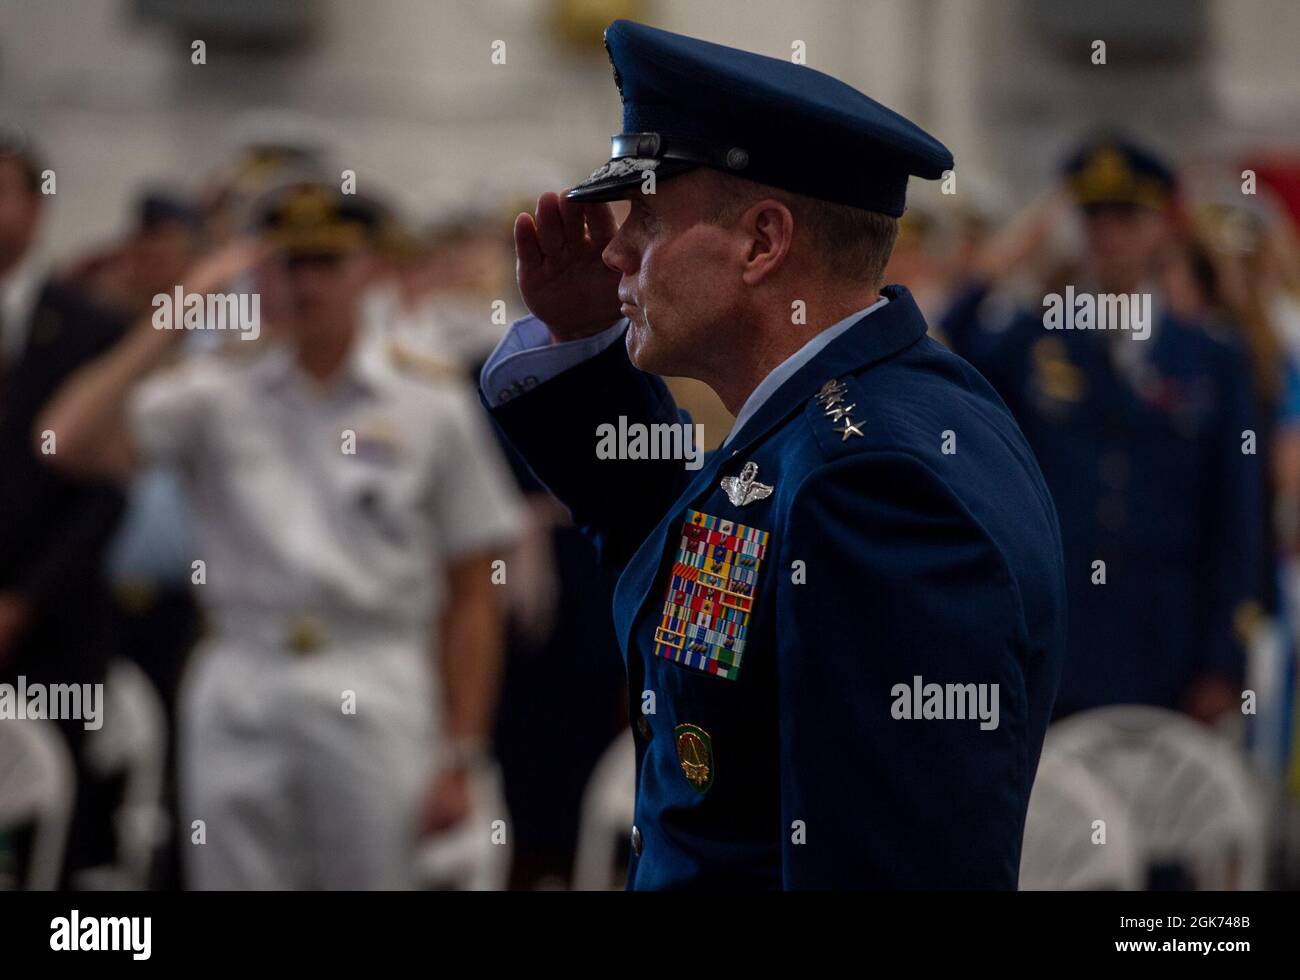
76;658;169;890
572;728;634;891
415;762;512;890
1019;748;1143;889
1243;614;1289;777
1044;705;1269;889
0;717;76;890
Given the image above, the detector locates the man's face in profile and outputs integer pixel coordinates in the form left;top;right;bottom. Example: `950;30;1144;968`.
600;170;743;378
1081;201;1168;291
0;157;41;267
131;220;198;301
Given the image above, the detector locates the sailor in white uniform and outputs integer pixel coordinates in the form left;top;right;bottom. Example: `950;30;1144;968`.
39;183;523;889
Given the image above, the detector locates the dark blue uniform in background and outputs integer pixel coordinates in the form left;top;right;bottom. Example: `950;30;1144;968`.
942;284;1264;717
488;286;1067;888
0;279;128;883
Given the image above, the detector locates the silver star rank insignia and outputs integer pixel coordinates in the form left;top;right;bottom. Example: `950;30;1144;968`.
824;402;856;421
815;378;865;440
816;379;846;401
834;419;865;440
721;461;774;506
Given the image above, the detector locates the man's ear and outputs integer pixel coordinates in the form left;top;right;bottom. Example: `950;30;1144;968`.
740;198;795;286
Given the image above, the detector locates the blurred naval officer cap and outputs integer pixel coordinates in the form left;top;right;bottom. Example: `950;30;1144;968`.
1062;132;1177;211
255;181;383;258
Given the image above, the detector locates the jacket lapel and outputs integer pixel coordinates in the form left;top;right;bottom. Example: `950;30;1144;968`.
723;285;929;457
612;285;930;656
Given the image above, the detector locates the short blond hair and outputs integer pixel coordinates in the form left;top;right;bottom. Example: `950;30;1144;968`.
703;173;899;287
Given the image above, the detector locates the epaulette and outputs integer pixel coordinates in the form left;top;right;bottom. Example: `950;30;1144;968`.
1194;316;1237;350
216;332;265;359
805;376;873;459
387;337;463;384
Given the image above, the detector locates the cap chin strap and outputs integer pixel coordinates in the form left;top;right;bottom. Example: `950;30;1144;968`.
610;133;751;174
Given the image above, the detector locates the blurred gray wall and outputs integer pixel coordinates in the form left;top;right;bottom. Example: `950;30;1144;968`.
1;0;1298;258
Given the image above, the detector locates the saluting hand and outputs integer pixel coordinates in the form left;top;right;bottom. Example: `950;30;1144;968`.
181;237;268;296
514;191;623;342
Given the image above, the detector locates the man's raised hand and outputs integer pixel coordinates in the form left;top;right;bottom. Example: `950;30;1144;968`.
514;191;623;342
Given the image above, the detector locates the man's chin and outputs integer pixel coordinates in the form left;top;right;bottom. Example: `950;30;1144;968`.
624;321;654;370
625;336;668;376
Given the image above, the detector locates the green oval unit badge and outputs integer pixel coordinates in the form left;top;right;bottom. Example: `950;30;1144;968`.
674;723;714;793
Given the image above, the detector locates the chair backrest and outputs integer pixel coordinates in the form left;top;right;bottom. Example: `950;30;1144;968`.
1242;616;1289;779
572;728;634;891
1044;705;1269;889
1020;748;1143;889
0;717;76;890
82;659;168;889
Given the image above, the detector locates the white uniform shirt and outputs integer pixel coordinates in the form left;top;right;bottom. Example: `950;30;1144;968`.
128;331;523;635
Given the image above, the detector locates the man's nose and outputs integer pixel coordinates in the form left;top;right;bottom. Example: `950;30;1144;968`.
602;233;636;276
289;272;328;299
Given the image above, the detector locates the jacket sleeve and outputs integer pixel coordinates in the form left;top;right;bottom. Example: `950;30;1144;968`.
776;452;1036;889
483;325;693;571
8;289;127;604
938;281;1034;415
15;481;124;604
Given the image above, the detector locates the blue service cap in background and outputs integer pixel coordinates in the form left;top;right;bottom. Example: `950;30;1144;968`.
566;20;954;218
138;189;201;232
1061;132;1177;210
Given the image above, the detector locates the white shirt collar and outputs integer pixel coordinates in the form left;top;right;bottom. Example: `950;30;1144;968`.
722;295;889;447
255;327;390;400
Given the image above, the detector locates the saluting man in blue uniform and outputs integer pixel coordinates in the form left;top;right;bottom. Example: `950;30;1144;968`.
941;135;1265;723
481;21;1066;889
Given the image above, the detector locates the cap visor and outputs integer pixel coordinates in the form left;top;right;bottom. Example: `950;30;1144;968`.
566;157;698;202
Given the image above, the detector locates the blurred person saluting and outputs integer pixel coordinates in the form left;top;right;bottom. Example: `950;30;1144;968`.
39;182;523;889
942;134;1266;723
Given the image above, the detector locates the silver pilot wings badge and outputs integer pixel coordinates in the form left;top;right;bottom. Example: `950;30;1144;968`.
720;461;774;507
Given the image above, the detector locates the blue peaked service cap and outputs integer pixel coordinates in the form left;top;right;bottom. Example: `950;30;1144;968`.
566;20;954;218
1062;132;1177;211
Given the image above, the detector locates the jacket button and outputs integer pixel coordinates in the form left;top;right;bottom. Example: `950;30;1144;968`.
631;825;643;856
636;714;652;740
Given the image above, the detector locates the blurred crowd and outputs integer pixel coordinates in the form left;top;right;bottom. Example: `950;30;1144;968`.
1;122;1299;889
0;130;626;890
